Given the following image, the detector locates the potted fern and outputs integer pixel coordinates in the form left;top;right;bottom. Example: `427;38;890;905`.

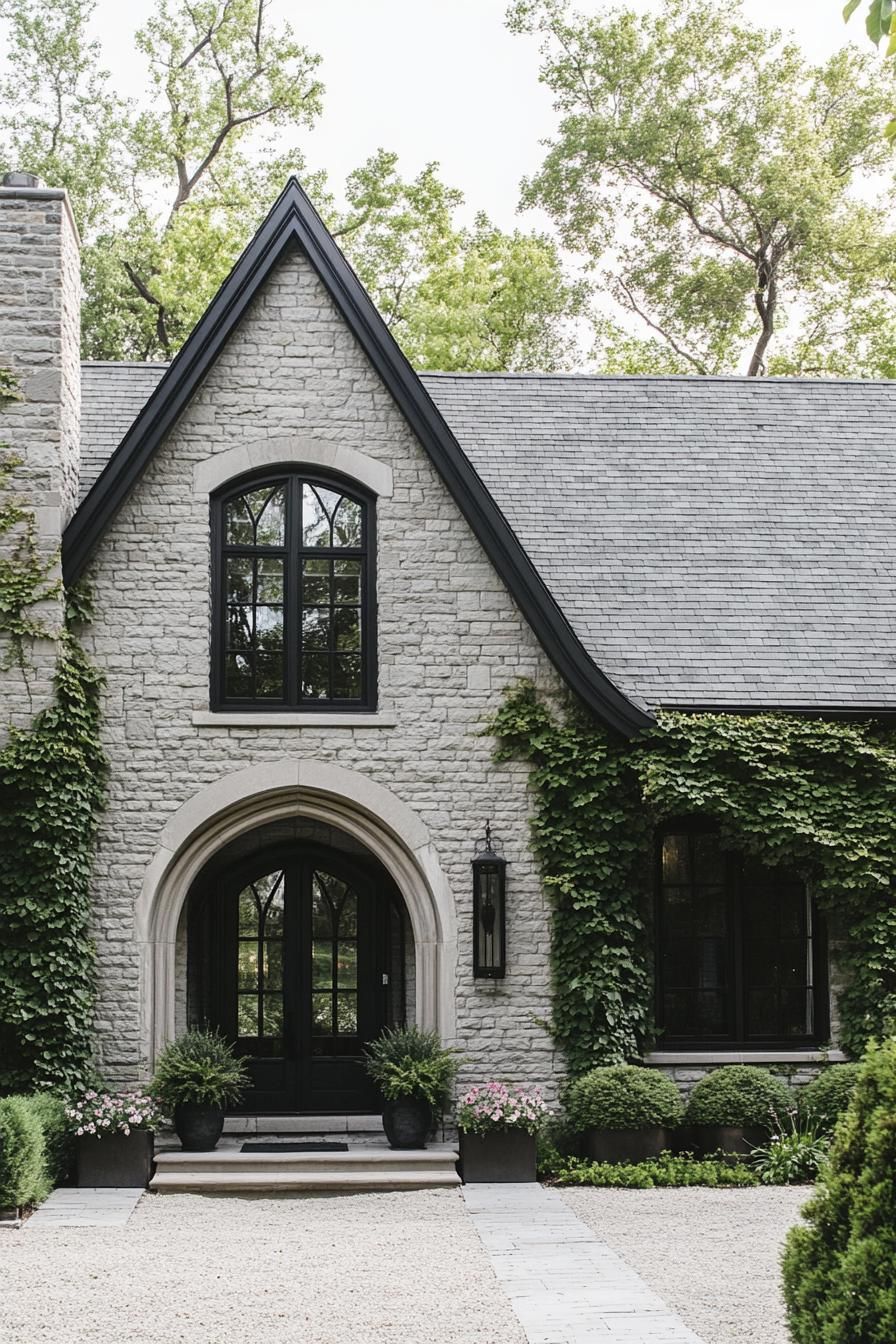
364;1026;459;1149
151;1028;249;1152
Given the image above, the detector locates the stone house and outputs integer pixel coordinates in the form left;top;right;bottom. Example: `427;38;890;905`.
4;170;890;1116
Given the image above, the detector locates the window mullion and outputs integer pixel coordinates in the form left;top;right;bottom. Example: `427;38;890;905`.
287;476;301;707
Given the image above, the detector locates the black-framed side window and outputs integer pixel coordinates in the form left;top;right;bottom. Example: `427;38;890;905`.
211;470;376;710
655;823;828;1047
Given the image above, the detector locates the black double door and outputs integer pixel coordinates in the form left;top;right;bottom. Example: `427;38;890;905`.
190;847;398;1112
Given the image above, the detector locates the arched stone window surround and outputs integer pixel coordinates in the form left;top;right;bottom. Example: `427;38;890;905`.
136;760;457;1068
192;436;394;499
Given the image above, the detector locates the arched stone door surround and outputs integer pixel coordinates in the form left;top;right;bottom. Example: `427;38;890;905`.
135;760;457;1069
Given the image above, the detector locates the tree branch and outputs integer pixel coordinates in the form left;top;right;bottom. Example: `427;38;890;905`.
615;279;709;373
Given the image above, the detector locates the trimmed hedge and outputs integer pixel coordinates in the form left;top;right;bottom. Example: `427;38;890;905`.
26;1093;73;1187
0;1096;48;1209
565;1065;684;1131
685;1066;793;1128
0;1092;71;1209
797;1064;861;1138
783;1037;896;1343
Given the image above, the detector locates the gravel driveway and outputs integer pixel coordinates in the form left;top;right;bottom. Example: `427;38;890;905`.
561;1185;812;1344
0;1189;524;1344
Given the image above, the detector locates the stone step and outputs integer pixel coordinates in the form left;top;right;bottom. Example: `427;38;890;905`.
150;1147;461;1193
222;1114;384;1136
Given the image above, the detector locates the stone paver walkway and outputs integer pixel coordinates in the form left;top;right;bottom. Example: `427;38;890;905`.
463;1183;705;1344
26;1187;144;1229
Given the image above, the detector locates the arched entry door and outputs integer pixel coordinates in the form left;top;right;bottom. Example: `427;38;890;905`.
188;846;406;1112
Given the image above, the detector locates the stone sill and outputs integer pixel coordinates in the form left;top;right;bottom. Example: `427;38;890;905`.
645;1049;847;1066
192;710;397;729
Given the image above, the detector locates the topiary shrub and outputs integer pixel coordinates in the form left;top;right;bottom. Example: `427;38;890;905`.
685;1066;794;1128
797;1064;861;1138
565;1065;684;1131
24;1093;73;1187
782;1037;896;1343
0;1095;48;1209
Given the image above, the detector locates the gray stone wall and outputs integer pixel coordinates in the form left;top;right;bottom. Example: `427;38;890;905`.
81;244;566;1097
0;183;81;733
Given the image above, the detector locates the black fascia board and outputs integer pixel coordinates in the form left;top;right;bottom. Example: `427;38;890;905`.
62;177;652;738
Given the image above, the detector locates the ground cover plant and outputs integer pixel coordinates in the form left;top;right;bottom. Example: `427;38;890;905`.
782;1036;896;1343
543;1151;759;1188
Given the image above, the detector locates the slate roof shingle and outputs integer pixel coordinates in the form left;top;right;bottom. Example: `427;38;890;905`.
77;361;896;714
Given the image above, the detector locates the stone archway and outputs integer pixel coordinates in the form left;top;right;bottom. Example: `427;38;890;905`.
136;759;457;1068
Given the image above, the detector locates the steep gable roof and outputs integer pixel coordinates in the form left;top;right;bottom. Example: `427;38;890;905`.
63;178;650;737
79;362;896;719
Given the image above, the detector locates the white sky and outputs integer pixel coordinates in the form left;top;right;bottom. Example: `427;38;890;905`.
80;0;870;230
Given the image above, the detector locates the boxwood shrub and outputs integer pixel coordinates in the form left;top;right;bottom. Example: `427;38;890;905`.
782;1037;896;1343
685;1066;794;1128
565;1065;684;1132
26;1093;73;1187
0;1093;72;1210
796;1064;860;1138
0;1096;49;1209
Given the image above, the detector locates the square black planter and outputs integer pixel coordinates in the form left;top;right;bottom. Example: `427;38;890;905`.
459;1130;537;1183
77;1131;154;1188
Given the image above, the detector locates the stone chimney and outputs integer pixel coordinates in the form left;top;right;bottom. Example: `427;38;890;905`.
0;172;82;727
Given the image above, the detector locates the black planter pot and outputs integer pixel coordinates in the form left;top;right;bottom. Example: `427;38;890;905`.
691;1124;768;1157
459;1130;537;1183
582;1126;669;1164
77;1131;154;1188
382;1098;432;1150
174;1103;225;1152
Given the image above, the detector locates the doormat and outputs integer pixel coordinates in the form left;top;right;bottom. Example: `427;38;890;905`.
240;1142;349;1153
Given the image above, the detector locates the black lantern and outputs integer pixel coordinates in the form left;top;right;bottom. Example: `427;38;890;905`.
472;822;506;979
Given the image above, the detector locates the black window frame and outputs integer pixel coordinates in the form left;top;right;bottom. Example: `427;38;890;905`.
210;467;377;712
654;819;829;1050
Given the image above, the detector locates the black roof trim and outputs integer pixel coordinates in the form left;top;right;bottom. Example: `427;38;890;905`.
62;178;652;737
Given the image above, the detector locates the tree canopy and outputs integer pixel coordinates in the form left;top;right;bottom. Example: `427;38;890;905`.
510;0;896;376
0;0;583;369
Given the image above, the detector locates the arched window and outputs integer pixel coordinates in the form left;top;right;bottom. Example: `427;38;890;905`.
656;823;828;1047
211;471;375;709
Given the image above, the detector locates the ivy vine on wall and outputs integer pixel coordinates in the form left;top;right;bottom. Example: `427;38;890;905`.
0;372;107;1094
492;681;896;1071
0;371;60;669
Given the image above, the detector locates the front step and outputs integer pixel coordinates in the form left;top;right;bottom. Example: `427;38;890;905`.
150;1147;461;1193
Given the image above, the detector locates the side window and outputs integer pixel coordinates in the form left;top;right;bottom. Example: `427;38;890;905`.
656;825;826;1046
212;471;375;710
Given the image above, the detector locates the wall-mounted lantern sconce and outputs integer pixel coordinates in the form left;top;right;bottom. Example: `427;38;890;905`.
472;821;506;979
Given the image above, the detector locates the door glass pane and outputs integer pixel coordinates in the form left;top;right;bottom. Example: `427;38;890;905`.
336;996;358;1035
336;890;357;936
237;996;258;1037
311;993;332;1035
337;943;357;989
238;941;259;991
312;878;335;935
264;940;283;991
239;889;260;936
312;940;332;988
262;996;284;1040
